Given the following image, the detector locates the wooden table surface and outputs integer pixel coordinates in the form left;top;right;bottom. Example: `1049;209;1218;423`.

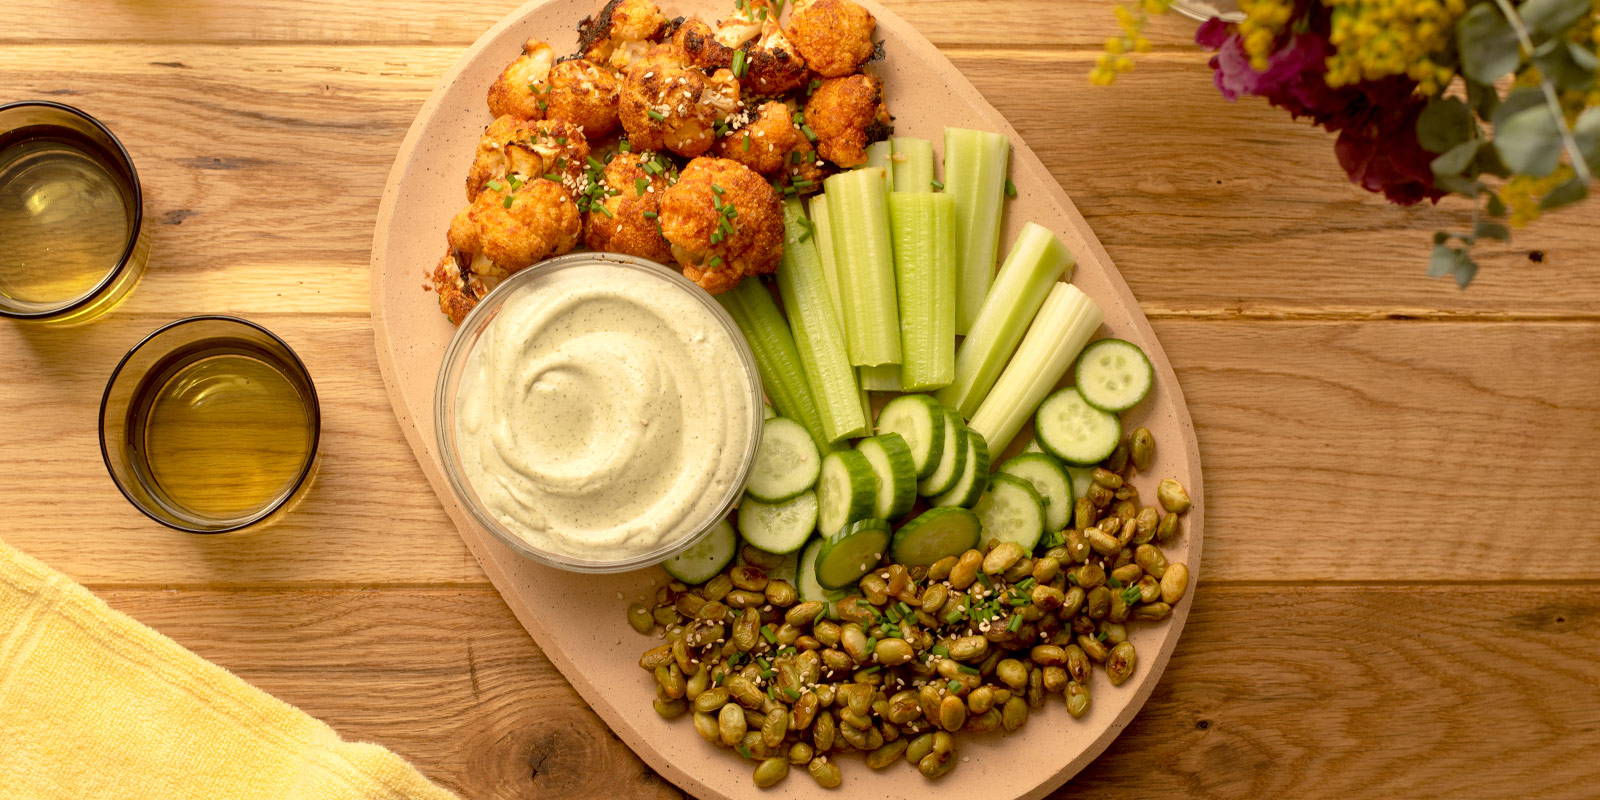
4;1;1599;797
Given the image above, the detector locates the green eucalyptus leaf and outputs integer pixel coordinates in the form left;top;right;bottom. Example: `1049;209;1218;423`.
1418;97;1476;153
1457;3;1521;83
1494;103;1564;175
1467;80;1501;119
1431;139;1482;176
1533;36;1596;89
1493;88;1548;128
1473;220;1512;241
1486;192;1509;217
1571;42;1600;71
1519;0;1590;39
1452;254;1480;288
1433;230;1451;245
1474;139;1512;177
1428;243;1461;278
1434;174;1484;195
1574;106;1600;169
1539;176;1589;210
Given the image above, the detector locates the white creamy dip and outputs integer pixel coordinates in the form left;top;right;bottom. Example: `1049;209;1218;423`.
454;261;757;563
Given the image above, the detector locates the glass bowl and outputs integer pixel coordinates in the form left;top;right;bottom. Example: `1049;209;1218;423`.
434;253;764;573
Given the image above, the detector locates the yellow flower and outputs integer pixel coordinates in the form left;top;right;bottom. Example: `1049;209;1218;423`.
1497;168;1576;228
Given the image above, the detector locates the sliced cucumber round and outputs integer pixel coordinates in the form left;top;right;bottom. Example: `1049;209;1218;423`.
1036;388;1121;467
796;536;846;603
661;518;737;584
931;427;990;508
744;416;822;503
997;452;1072;534
1074;338;1153;412
974;473;1045;551
890;507;981;565
816;449;878;536
876;394;946;479
814;518;891;589
917;409;968;497
737;491;819;554
858;433;918;520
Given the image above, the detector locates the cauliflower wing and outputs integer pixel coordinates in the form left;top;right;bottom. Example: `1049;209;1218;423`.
434;177;582;323
785;0;877;78
584;152;673;263
672;17;736;71
577;0;669;71
431;251;486;325
701;1;811;96
486;40;556;120
659;157;783;294
545;58;622;138
619;48;742;158
466;116;590;201
716;100;824;194
803;73;891;168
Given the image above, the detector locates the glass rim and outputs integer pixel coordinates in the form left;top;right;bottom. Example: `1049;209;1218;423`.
0;100;145;320
433;252;765;573
97;314;323;534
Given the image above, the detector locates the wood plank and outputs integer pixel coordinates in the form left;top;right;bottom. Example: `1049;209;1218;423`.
0;0;1203;48
4;316;1597;584
96;584;1600;798
3;46;1592;317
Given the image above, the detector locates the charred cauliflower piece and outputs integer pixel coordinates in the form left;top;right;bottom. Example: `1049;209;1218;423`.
584;152;673;263
466;117;590;201
659;157;783;293
716;100;824;193
434;178;582;323
704;1;811;96
673;17;736;71
803;74;890;168
577;0;669;71
619;48;742;158
785;0;877;78
545;58;622;138
431;252;486;325
487;40;556;120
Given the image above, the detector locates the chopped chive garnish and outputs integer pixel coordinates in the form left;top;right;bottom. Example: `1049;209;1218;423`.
946;679;963;693
712;184;725;195
976;572;992;588
743;134;752;152
543;172;560;182
1096;631;1109;641
930;179;944;190
859;665;881;675
864;637;877;652
1016;578;1036;591
931;644;950;658
731;49;748;79
634;176;649;195
800;124;817;141
618;139;632;152
943;609;964;624
711;231;724;244
486;179;505;191
537;99;548;111
1004;178;1017;198
760;625;777;644
1122;586;1142;604
958;665;980;675
643;210;658;219
595;203;614;218
783;687;800;700
642;160;662;175
588;156;605;171
1107;577;1123;589
502;195;514;208
555;136;567;145
1007;614;1024;632
792;111;805;125
646;108;666;122
737;743;752;759
708;255;724;267
885;605;901;623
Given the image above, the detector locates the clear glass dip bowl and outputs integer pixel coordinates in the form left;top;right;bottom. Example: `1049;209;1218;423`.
434;253;764;573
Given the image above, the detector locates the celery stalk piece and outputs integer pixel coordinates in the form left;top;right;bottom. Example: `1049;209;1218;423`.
859;364;903;392
888;192;956;391
968;283;1104;455
936;222;1073;418
943;128;1011;334
891;137;935;193
864;140;895;192
824;167;902;368
717;279;832;451
808;194;846;328
775;198;870;443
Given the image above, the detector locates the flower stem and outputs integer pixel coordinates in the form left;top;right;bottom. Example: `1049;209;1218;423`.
1491;0;1593;185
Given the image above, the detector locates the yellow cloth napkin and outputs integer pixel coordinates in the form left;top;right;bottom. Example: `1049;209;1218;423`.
0;540;459;800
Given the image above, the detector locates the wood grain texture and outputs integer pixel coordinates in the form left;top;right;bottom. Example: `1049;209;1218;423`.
1;46;1594;318
5;316;1596;585
99;585;1600;799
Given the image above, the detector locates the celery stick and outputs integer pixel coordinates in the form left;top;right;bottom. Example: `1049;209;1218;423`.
825;167;902;368
859;364;903;392
718;279;832;451
775;198;870;443
968;283;1104;455
891;137;935;193
943;128;1011;334
808;194;846;327
888;192;956;391
936;222;1073;417
864;140;894;192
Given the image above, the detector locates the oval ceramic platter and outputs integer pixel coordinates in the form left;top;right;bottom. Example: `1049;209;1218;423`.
370;1;1203;797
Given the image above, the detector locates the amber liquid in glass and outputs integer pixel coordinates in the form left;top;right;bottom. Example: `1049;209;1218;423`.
0;125;134;311
127;341;317;528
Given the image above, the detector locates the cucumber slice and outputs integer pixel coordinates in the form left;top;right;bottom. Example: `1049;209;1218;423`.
1074;338;1153;412
662;518;737;584
890;507;981;565
917;409;968;496
738;491;819;554
797;536;847;602
1035;388;1121;467
815;518;891;589
857;433;918;519
974;473;1045;550
876;394;946;479
997;453;1072;534
816;449;879;536
745;417;822;503
931;427;990;508
762;402;776;420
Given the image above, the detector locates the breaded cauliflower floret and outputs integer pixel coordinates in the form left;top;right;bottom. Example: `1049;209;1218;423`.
673;17;736;71
716;100;822;192
803;74;890;168
433;178;582;323
431;252;486;325
487;40;556;120
466;117;590;201
702;1;811;96
619;48;742;158
584;152;673;263
577;0;669;71
659;157;784;294
785;0;877;78
545;58;622;138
